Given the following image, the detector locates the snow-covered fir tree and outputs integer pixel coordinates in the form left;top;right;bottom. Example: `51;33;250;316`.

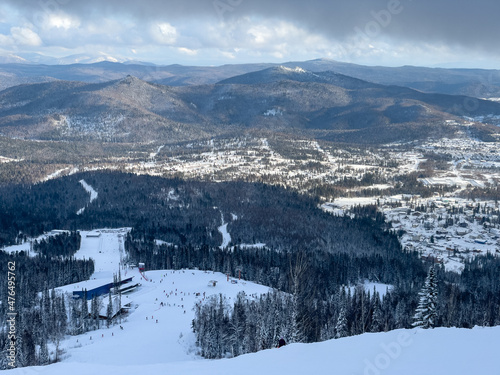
106;291;113;328
38;338;49;365
412;266;438;329
370;291;383;333
335;305;349;339
81;290;89;333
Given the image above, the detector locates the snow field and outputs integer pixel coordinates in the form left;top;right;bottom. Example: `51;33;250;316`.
218;212;231;249
1;230;69;256
7;228;500;375
218;223;231;249
349;281;394;298
59;268;270;367
51;229;271;369
12;326;500;375
77;179;98;215
79;179;98;202
73;229;128;280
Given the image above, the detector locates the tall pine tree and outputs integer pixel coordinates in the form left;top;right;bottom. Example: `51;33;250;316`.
412;266;438;329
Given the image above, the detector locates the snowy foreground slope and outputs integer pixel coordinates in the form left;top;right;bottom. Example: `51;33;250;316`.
7;229;500;375
11;326;500;375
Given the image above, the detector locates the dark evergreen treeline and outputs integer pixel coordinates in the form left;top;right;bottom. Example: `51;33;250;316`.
0;288;68;368
0;250;94;368
192;285;399;359
193;291;293;358
125;230;428;350
125;229;500;358
0;171;406;256
190;252;500;359
0;251;94;309
460;186;500;201
32;231;81;258
0;177;89;247
124;229;421;294
2;170;500;364
436;254;500;328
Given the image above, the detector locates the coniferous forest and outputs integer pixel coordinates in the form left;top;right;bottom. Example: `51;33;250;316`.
125;232;500;358
1;171;500;365
0;231;94;368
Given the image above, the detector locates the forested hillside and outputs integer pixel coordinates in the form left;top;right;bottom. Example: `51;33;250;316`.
0;171;396;255
2;170;500;366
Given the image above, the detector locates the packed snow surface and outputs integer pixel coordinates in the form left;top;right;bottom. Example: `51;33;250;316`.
79;179;98;202
218;213;231;249
349;281;393;298
1;230;69;256
9;229;500;375
12;326;500;375
77;179;98;215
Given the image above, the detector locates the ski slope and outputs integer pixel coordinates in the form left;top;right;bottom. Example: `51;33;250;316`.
73;229;128;280
11;326;500;375
10;229;500;374
1;230;69;256
76;179;98;215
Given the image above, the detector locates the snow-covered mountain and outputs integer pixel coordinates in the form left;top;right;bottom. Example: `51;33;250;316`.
4;227;499;375
11;326;498;375
0;54;29;64
0;52;124;65
3;70;500;144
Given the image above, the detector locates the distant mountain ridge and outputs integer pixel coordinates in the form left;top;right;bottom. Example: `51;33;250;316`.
1;58;500;98
218;66;384;90
1;66;500;144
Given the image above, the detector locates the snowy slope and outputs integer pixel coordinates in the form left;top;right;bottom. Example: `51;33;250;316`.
79;179;98;202
44;228;271;371
9;228;500;374
1;230;69;256
11;326;500;375
77;180;98;215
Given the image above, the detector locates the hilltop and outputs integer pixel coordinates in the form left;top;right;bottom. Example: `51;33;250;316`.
4;228;499;375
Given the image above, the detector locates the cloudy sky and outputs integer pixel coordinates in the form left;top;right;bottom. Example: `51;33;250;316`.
0;0;499;68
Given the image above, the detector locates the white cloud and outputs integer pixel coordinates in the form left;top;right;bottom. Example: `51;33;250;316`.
0;1;497;68
0;7;6;23
0;33;12;46
220;50;236;59
46;13;81;30
11;27;42;46
178;47;197;56
151;22;177;45
247;24;273;45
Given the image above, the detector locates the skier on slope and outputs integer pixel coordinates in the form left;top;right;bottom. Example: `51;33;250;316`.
277;337;286;348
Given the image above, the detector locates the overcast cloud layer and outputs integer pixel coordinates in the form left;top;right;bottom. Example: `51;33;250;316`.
0;0;499;67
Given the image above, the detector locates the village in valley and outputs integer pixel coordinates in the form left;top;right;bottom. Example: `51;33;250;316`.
108;121;500;274
324;195;500;273
22;118;498;275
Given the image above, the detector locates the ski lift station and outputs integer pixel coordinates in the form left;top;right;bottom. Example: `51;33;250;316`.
72;276;134;300
138;262;145;272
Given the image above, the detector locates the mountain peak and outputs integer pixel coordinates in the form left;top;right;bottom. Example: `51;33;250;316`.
118;75;144;85
0;53;30;64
